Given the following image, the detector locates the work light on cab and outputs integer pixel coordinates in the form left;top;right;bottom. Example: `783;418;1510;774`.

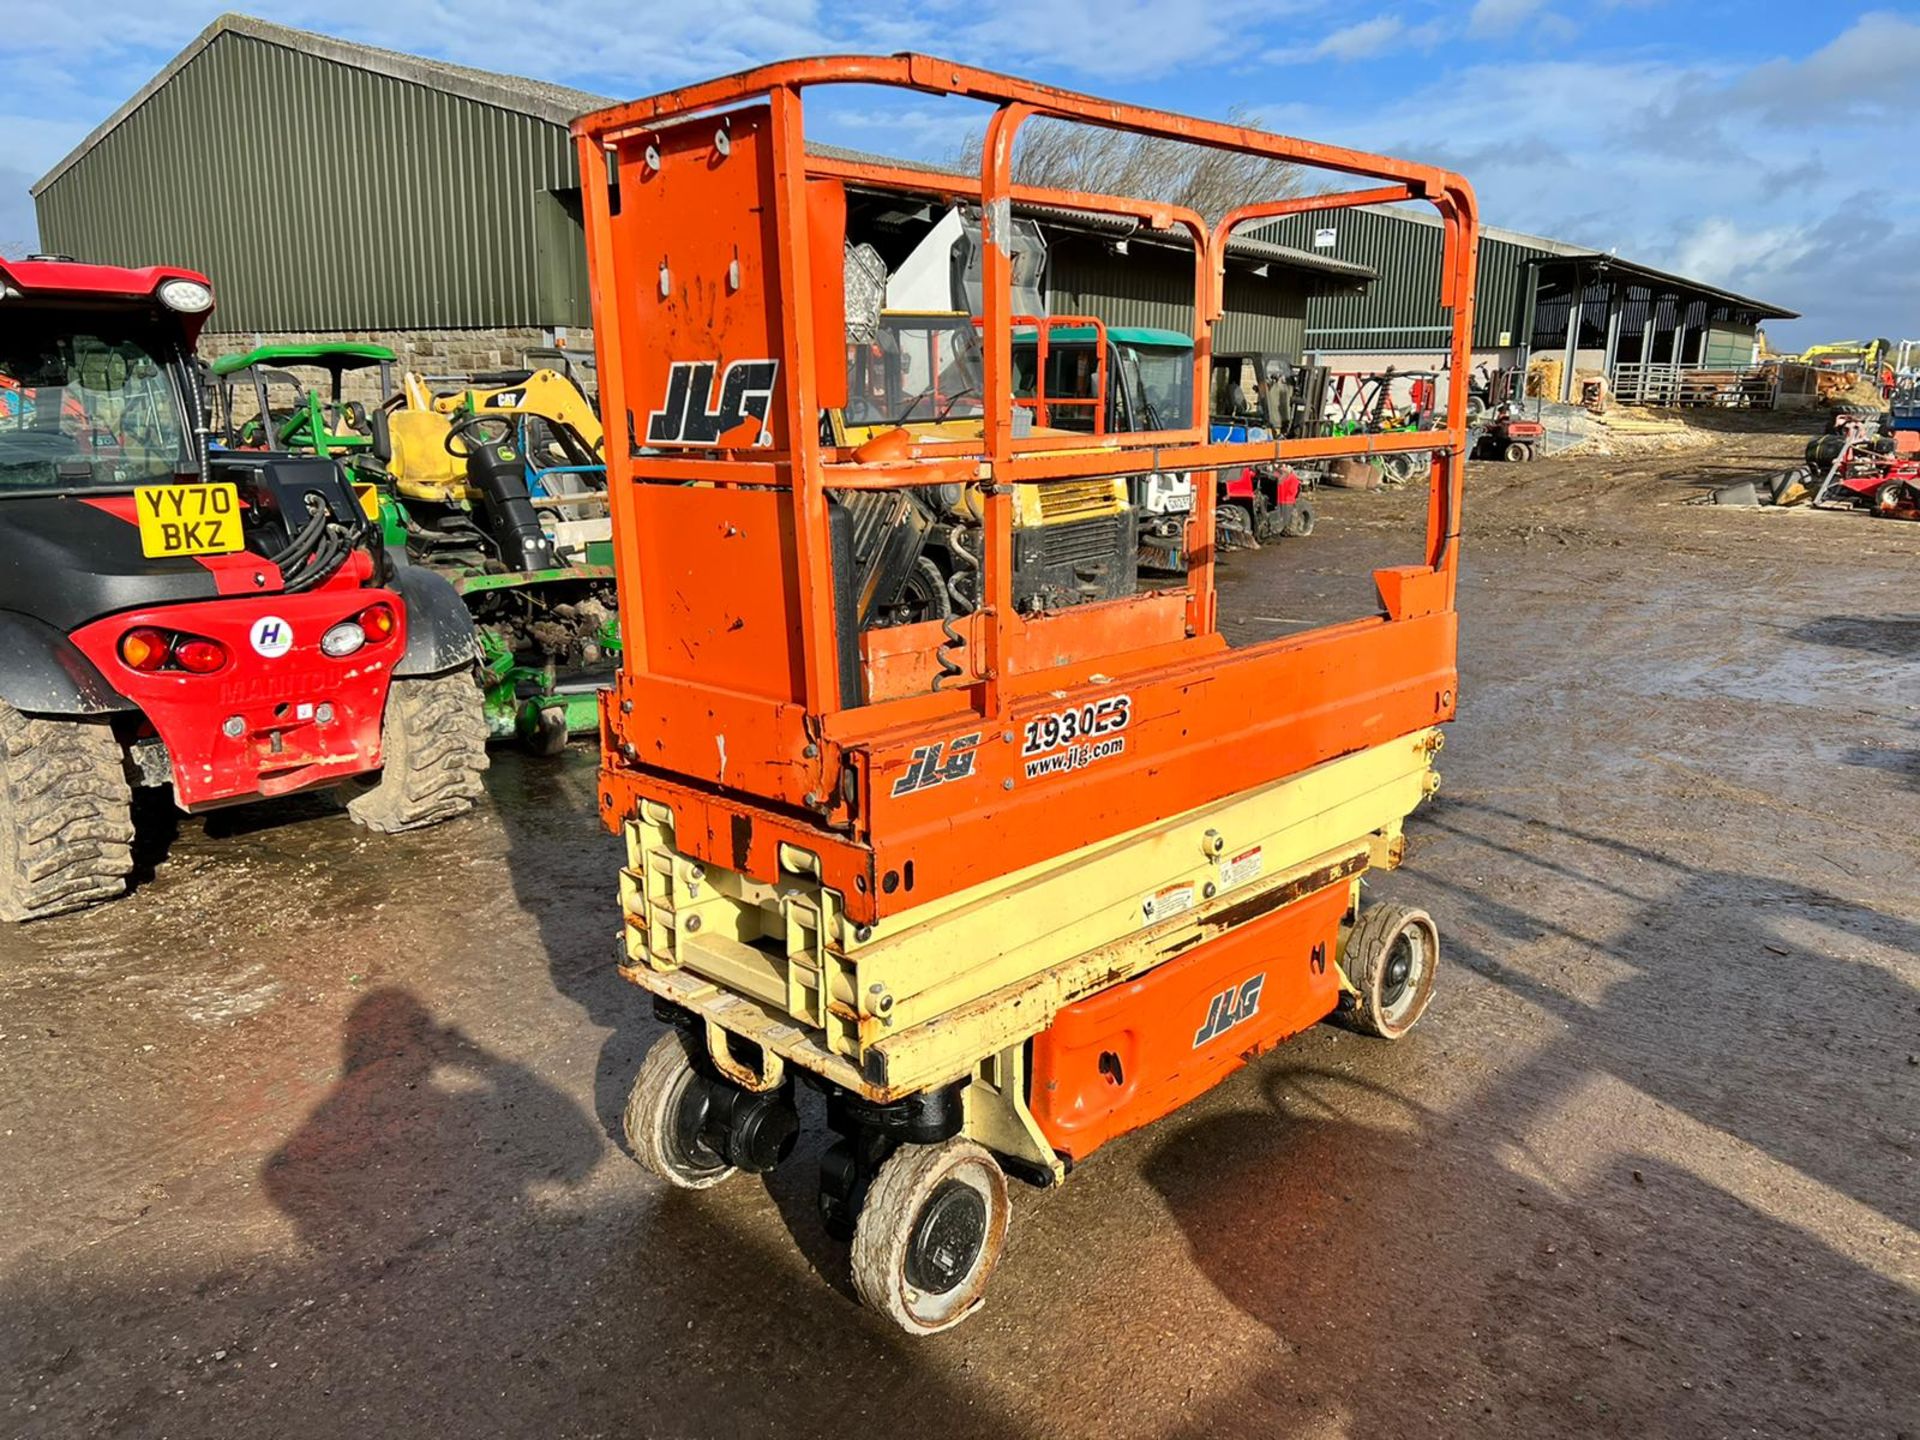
155;278;213;313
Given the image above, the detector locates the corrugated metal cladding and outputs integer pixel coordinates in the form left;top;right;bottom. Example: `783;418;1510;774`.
1047;236;1309;360
35;33;588;332
1258;208;1543;353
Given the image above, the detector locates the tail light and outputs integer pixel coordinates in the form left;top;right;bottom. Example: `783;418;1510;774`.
119;628;172;671
173;637;228;674
118;627;227;674
358;603;397;642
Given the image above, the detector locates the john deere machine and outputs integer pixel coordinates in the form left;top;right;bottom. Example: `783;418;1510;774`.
212;345;616;751
0;255;487;920
575;58;1473;1334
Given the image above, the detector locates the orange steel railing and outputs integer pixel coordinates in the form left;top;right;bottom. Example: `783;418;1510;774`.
574;55;1477;923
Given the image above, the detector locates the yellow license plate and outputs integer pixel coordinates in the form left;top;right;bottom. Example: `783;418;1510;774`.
134;482;244;558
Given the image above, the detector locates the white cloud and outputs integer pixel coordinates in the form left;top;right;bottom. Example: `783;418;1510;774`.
1469;0;1548;37
1307;16;1405;61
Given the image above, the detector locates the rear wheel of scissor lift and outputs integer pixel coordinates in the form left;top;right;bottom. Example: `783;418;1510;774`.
623;1030;739;1190
1335;902;1439;1040
852;1137;1011;1335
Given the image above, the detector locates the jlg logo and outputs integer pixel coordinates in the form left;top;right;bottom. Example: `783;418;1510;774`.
1192;973;1266;1048
646;360;778;447
890;733;980;797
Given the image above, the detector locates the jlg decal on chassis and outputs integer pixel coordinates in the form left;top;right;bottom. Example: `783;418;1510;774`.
645;360;778;448
891;733;980;798
1021;695;1131;781
1193;973;1266;1048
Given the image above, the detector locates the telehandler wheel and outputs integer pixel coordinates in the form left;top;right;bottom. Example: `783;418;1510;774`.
852;1137;1010;1336
624;1030;738;1189
0;703;134;923
1334;903;1439;1041
347;673;490;833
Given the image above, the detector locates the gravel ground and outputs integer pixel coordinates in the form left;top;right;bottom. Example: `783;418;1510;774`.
2;416;1915;1439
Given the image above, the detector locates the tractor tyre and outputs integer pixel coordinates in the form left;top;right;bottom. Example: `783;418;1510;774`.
347;672;490;833
852;1136;1011;1336
1333;902;1439;1041
623;1030;737;1190
0;702;134;922
1875;481;1906;515
1284;503;1316;538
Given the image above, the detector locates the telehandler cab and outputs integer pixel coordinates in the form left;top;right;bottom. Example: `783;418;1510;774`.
576;57;1475;1334
0;255;487;921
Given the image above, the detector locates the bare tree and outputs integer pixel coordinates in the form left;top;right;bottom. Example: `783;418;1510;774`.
950;106;1304;225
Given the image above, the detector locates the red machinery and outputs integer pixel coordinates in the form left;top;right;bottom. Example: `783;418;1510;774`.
0;254;488;919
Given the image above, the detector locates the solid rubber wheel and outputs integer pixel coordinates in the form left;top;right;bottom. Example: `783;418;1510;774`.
851;1137;1010;1335
623;1030;736;1190
347;672;490;832
0;702;134;922
1334;903;1440;1040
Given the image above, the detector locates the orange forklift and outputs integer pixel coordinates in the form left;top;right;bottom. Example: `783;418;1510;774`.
575;56;1477;1334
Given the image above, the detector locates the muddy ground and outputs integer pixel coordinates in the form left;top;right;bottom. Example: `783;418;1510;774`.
2;416;1916;1439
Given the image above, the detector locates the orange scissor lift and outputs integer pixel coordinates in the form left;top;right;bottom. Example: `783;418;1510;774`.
574;56;1477;1334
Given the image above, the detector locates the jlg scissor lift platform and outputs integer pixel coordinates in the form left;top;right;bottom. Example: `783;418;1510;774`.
574;56;1477;1334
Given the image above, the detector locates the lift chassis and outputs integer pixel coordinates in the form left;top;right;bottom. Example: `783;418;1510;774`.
576;55;1477;1334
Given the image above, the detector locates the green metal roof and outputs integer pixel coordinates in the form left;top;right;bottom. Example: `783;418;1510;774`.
210;342;397;377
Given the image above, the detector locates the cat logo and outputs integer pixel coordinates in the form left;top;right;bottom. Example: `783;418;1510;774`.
1192;973;1266;1048
889;733;981;798
646;359;778;448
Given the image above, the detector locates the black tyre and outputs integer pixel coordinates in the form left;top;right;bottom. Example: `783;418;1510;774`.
1283;503;1316;538
1807;434;1847;469
0;702;133;922
347;672;489;833
1502;439;1529;463
623;1030;736;1190
1874;481;1906;514
851;1137;1010;1335
1333;902;1439;1040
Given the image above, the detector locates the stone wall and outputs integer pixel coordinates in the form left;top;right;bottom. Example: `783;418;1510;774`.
199;326;596;410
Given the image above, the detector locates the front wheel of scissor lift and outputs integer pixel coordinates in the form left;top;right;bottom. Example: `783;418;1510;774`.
852;1137;1011;1336
1335;903;1439;1040
624;1030;738;1190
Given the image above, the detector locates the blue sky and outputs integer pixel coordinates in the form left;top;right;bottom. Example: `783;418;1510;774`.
3;2;1916;346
